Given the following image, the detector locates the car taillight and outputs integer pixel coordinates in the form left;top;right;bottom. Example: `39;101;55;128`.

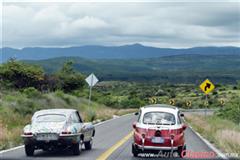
61;131;72;134
24;132;33;135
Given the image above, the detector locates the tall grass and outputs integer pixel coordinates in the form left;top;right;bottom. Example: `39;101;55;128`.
0;89;136;150
185;113;240;155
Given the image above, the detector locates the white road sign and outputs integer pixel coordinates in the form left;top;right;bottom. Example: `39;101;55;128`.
85;73;99;87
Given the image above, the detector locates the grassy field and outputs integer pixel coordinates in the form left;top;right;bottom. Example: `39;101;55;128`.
0;88;136;150
185;113;240;155
93;81;240;110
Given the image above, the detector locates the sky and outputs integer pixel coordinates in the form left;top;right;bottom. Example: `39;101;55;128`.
1;0;240;48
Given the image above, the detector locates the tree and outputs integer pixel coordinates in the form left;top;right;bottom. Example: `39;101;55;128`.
0;59;44;89
56;61;85;92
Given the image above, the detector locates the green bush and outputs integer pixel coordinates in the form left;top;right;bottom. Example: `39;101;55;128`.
55;90;65;98
100;96;118;107
0;59;44;89
22;87;41;98
120;97;144;108
56;61;85;92
216;98;240;124
86;109;96;122
14;99;39;115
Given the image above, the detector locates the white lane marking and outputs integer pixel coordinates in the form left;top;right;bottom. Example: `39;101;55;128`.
0;113;134;154
188;125;228;160
94;113;132;127
0;145;24;154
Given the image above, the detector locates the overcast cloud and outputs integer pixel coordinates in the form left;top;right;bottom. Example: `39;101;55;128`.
1;1;240;48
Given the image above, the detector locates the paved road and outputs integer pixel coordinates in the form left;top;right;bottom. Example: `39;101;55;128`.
0;114;220;160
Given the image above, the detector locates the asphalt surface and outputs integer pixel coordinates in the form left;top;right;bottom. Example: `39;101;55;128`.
0;114;221;160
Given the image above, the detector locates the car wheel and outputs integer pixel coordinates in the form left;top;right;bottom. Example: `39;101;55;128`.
25;144;34;156
72;142;81;155
84;139;93;150
132;144;139;157
178;145;186;158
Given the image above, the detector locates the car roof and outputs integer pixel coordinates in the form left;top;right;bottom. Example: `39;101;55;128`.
140;104;179;115
33;109;77;118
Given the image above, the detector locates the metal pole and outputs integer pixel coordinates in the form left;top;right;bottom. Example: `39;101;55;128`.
88;86;92;107
205;94;208;117
88;75;93;107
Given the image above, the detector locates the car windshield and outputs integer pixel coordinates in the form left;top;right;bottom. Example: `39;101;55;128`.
143;112;175;125
35;114;66;122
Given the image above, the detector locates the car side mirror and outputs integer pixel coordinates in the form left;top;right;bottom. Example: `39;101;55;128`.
133;122;137;129
182;124;187;130
134;112;139;116
180;113;184;117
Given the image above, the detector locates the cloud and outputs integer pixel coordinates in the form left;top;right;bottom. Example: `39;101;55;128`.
2;2;240;48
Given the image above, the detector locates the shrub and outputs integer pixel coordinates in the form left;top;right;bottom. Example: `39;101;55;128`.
120;97;144;108
216;98;240;124
14;99;39;115
22;87;41;98
86;109;96;122
56;61;85;92
0;60;44;89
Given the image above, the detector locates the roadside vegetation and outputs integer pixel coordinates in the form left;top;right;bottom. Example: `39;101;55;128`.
0;87;136;150
185;112;240;155
0;60;137;150
185;97;240;156
0;59;239;152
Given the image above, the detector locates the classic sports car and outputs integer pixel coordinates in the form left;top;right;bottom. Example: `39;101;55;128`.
132;104;187;158
21;109;95;156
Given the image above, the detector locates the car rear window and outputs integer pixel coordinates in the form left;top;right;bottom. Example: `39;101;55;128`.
143;112;175;125
36;114;66;122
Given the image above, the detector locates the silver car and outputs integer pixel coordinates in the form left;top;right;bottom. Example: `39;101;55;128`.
21;109;95;156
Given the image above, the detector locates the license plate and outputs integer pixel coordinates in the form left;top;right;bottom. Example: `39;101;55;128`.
151;137;164;144
36;134;58;141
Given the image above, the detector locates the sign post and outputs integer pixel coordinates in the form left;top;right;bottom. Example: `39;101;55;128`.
205;94;208;116
199;79;215;116
85;73;99;107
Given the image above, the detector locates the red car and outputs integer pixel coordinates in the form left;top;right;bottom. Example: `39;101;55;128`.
132;104;187;158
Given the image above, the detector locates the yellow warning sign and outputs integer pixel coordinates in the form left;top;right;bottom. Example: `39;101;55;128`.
220;99;225;105
169;99;175;106
200;79;215;95
149;97;157;104
186;101;192;107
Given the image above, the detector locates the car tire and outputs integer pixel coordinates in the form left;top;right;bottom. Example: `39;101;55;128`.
178;145;186;158
72;142;81;155
84;139;92;150
25;144;34;156
132;144;139;157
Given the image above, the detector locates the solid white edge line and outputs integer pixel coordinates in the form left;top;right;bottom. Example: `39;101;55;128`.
0;145;24;154
0;113;134;155
188;125;228;160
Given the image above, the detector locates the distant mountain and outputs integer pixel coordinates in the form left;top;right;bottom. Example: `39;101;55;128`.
1;44;240;62
25;54;240;84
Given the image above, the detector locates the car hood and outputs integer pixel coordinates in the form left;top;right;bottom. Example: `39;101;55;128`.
30;122;66;134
